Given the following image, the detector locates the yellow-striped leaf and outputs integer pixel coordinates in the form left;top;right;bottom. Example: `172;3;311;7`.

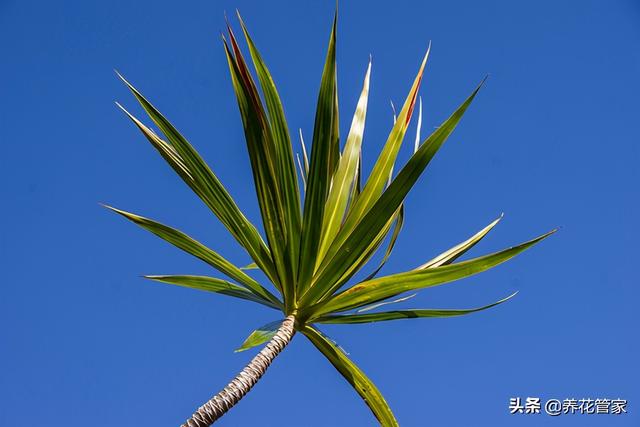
316;292;516;324
311;229;554;316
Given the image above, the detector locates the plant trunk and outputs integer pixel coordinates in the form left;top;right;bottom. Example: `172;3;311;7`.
181;315;296;427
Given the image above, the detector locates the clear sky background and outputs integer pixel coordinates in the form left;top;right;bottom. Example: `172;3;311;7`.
1;1;638;426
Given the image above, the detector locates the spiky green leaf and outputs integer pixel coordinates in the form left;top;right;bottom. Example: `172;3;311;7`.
223;35;291;298
115;73;278;286
311;230;555;316
145;275;282;310
317;47;429;271
302;80;484;306
297;15;338;291
417;214;502;270
363;204;404;281
316;60;372;266
237;14;302;289
356;293;417;313
104;205;280;306
316;292;516;324
327;205;403;294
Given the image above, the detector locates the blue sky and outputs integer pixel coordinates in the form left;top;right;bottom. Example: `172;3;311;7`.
1;0;638;426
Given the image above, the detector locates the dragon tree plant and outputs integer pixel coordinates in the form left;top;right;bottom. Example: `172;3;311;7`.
107;11;554;427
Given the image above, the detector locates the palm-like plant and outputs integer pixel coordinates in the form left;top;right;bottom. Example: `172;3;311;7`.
107;12;554;427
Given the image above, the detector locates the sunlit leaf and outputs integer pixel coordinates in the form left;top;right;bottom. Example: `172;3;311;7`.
413;96;422;153
297;14;338;292
327;206;402;294
356;293;417;313
296;153;307;189
311;229;555;316
316;60;372;266
316;292;516;324
417;214;502;270
299;129;310;175
240;262;259;270
329;45;430;255
145;275;282;310
302;80;483;306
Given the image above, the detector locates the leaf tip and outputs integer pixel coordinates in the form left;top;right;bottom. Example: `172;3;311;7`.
114;101;131;117
423;41;432;65
114;69;132;89
416;42;431;78
531;228;558;245
495;290;520;305
235;8;245;25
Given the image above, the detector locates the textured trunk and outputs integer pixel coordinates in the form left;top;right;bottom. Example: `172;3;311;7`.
181;315;296;427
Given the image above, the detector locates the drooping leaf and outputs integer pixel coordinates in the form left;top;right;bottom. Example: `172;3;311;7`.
145;275;282;310
416;214;502;270
235;319;284;352
316;292;517;324
310;229;555;317
302;80;484;306
104;205;281;306
316;60;372;267
115;73;278;286
302;325;399;427
297;14;338;292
